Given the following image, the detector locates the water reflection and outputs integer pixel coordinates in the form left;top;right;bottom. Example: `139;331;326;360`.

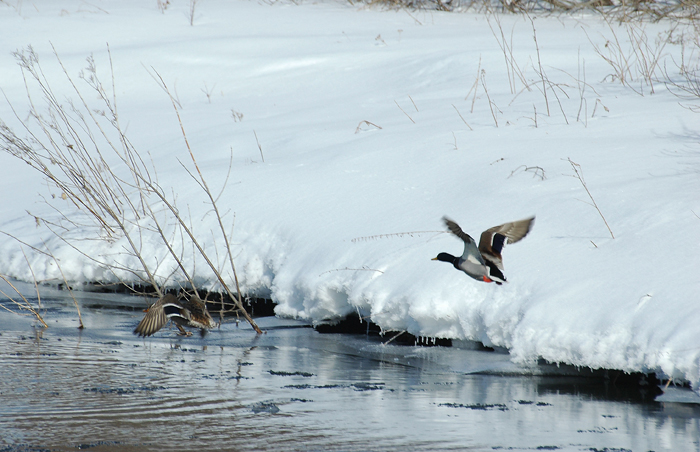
0;301;699;452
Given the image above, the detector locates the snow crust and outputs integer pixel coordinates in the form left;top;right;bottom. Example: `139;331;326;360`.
0;1;699;389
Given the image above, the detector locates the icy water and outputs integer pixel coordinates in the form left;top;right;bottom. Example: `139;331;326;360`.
1;293;700;452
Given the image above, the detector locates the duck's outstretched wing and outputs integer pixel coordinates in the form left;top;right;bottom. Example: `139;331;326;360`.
478;217;535;272
443;216;485;265
443;216;476;245
133;294;178;337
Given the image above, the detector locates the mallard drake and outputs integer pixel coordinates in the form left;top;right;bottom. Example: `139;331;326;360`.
433;216;534;285
133;294;217;337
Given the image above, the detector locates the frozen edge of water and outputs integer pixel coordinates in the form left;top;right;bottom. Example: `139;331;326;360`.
1;281;698;404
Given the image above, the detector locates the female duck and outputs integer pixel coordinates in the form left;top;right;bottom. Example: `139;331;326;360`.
134;294;217;337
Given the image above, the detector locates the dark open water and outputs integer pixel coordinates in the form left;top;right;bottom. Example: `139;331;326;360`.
1;291;699;452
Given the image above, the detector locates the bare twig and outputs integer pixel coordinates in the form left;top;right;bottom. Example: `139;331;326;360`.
408;95;419;112
42;239;84;328
188;0;199;26
355;120;382;133
253;130;265;162
467;56;482;113
529;15;550;116
508;165;546;180
19;246;41;309
452;104;473;131
566;157;614;239
319;266;384;277
201;82;216;103
395;100;416;124
532;104;538;128
576;50;588;126
487;13;529;95
351;230;442;243
383;330;406;345
151;69;262;334
481;70;499;127
0;274;48;328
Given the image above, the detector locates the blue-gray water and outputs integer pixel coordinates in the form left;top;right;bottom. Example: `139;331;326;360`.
1;292;699;452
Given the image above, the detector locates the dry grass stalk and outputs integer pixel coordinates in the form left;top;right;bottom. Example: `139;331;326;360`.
0;274;48;328
360;0;700;21
466;56;482;113
355;120;383;133
529;15;551;115
253;130;265;162
481;70;500;127
395;99;416;123
383;330;406;345
188;0;199;26
351;230;442;242
566;157;614;239
487;13;530;94
591;98;610;117
662;33;700;110
201;82;216;103
576;51;588;126
452;104;473;130
19;246;41;309
319;266;385;277
41;239;84;328
585;20;673;95
2;231;86;328
408;95;419;111
508;164;546;180
532;104;538;127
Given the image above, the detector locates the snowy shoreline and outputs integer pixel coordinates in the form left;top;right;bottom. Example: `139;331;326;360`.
1;1;699;393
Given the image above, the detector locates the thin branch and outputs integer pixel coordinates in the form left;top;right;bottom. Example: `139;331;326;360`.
0;274;48;328
42;239;84;328
395;100;416;124
151;69;262;334
253;130;265;163
319;266;384;277
355;120;382;133
452;104;473;131
383;330;406;346
566;158;614;239
351;230;443;243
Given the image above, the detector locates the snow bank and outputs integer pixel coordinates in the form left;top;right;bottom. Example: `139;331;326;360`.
1;1;699;389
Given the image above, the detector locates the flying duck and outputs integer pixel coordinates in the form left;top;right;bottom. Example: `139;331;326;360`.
432;216;534;285
133;294;217;337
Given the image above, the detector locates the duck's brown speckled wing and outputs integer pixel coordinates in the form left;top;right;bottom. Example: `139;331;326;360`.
133;294;177;337
181;296;217;330
478;217;535;270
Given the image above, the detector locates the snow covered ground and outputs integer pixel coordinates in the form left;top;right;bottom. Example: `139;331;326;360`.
1;1;699;391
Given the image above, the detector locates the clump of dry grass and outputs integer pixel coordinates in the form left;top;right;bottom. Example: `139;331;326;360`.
0;45;261;333
356;0;700;22
0;274;48;328
663;27;700;110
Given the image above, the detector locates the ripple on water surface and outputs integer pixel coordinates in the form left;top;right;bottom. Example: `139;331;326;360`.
1;305;699;452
